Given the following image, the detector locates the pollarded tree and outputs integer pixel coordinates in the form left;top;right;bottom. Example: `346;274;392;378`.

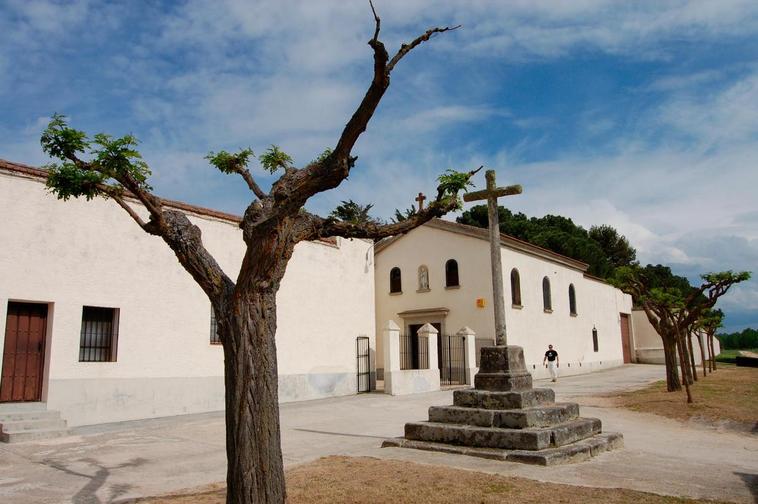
613;266;750;402
40;9;470;504
698;308;724;372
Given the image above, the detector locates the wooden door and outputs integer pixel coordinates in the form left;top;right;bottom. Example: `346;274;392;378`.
1;302;48;402
619;313;632;364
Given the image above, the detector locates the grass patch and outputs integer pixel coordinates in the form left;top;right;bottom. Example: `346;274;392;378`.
135;456;730;503
715;348;758;363
614;364;758;428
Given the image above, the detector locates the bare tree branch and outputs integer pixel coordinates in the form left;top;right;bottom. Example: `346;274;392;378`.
300;165;480;241
387;24;461;74
235;166;267;200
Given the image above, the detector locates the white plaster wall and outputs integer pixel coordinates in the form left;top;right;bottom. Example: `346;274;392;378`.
631;310;717;365
0;170;374;425
375;224;633;380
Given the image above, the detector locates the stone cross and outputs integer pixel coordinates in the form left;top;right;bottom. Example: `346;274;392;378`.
415;192;426;211
463;170;522;346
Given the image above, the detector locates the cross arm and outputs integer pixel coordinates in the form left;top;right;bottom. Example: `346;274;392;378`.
463;184;522;203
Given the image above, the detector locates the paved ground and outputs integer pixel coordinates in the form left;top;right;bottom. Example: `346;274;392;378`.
1;364;756;503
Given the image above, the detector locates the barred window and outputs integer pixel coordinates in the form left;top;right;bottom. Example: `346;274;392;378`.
210;306;221;344
79;306;119;362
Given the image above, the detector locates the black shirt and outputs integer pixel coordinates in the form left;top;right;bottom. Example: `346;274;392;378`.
545;350;558;361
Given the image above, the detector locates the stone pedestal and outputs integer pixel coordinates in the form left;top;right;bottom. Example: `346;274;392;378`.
383;345;623;465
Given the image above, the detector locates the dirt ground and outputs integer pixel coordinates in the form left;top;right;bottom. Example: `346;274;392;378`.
612;365;758;428
135;456;731;504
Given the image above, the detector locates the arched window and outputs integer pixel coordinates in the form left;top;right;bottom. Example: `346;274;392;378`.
542;276;552;311
445;259;459;287
390;267;402;293
569;284;577;315
592;326;599;352
510;269;521;306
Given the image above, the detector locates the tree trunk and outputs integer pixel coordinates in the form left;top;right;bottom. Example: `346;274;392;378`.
222;288;286;504
697;333;707;377
686;332;697;382
662;336;681;392
709;332;717;371
680;335;694;385
676;335;693;403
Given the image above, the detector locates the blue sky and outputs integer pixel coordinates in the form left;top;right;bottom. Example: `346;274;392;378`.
2;0;757;332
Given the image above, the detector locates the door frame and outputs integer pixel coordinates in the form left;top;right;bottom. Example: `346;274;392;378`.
1;301;50;402
619;313;632;364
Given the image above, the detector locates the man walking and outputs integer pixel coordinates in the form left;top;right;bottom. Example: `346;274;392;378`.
543;344;559;382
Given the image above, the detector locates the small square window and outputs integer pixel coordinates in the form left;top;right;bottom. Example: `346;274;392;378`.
79;306;119;362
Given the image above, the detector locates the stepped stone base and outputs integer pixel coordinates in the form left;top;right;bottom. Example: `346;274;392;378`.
383;345;623;465
382;432;623;466
0;403;71;443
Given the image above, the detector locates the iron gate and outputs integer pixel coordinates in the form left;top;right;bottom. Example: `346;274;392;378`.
438;334;466;385
356;336;371;393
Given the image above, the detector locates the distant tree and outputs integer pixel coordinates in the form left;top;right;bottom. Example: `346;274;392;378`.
589;224;637;269
392;205;417;223
717;326;758;350
40;9;467;503
613;266;750;402
457;205;628;278
329;200;380;225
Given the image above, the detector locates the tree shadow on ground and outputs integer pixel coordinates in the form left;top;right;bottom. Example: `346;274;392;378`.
735;472;757;503
41;456;148;503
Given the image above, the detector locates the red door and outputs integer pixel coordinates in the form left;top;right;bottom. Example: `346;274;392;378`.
619;313;632;364
1;302;48;402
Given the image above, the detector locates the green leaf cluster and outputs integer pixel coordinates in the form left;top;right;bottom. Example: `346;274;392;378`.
436;169;475;210
205;148;255;174
259;145;293;174
41;114;152;201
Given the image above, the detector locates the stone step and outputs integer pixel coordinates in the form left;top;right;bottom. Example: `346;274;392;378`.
0;427;72;443
0;410;62;422
405;417;601;451
0;417;67;432
428;402;580;429
383;432;624;466
0;402;47;413
406;421;551;450
454;388;555;410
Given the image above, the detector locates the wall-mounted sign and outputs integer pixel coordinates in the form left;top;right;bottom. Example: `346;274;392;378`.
476;298;486;308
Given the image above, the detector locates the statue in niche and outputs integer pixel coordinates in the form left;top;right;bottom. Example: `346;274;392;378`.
418;265;430;291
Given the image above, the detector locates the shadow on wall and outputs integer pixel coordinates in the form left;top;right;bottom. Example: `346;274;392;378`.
41;456;147;503
735;472;758;502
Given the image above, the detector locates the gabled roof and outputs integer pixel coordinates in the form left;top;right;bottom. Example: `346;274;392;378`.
374;218;590;272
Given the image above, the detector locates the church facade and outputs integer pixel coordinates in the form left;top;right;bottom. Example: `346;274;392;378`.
374;219;635;381
0;160;375;427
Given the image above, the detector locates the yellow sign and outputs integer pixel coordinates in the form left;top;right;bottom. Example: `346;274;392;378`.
476;298;486;308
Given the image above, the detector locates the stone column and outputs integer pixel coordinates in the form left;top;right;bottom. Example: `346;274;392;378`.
457;326;477;386
382;320;400;394
418;323;438;371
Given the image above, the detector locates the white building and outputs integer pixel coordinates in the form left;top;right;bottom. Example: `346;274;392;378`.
374;219;635;381
632;309;719;365
0;160;375;427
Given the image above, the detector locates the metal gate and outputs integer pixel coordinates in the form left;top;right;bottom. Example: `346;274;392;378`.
356;336;371;393
437;334;466;386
